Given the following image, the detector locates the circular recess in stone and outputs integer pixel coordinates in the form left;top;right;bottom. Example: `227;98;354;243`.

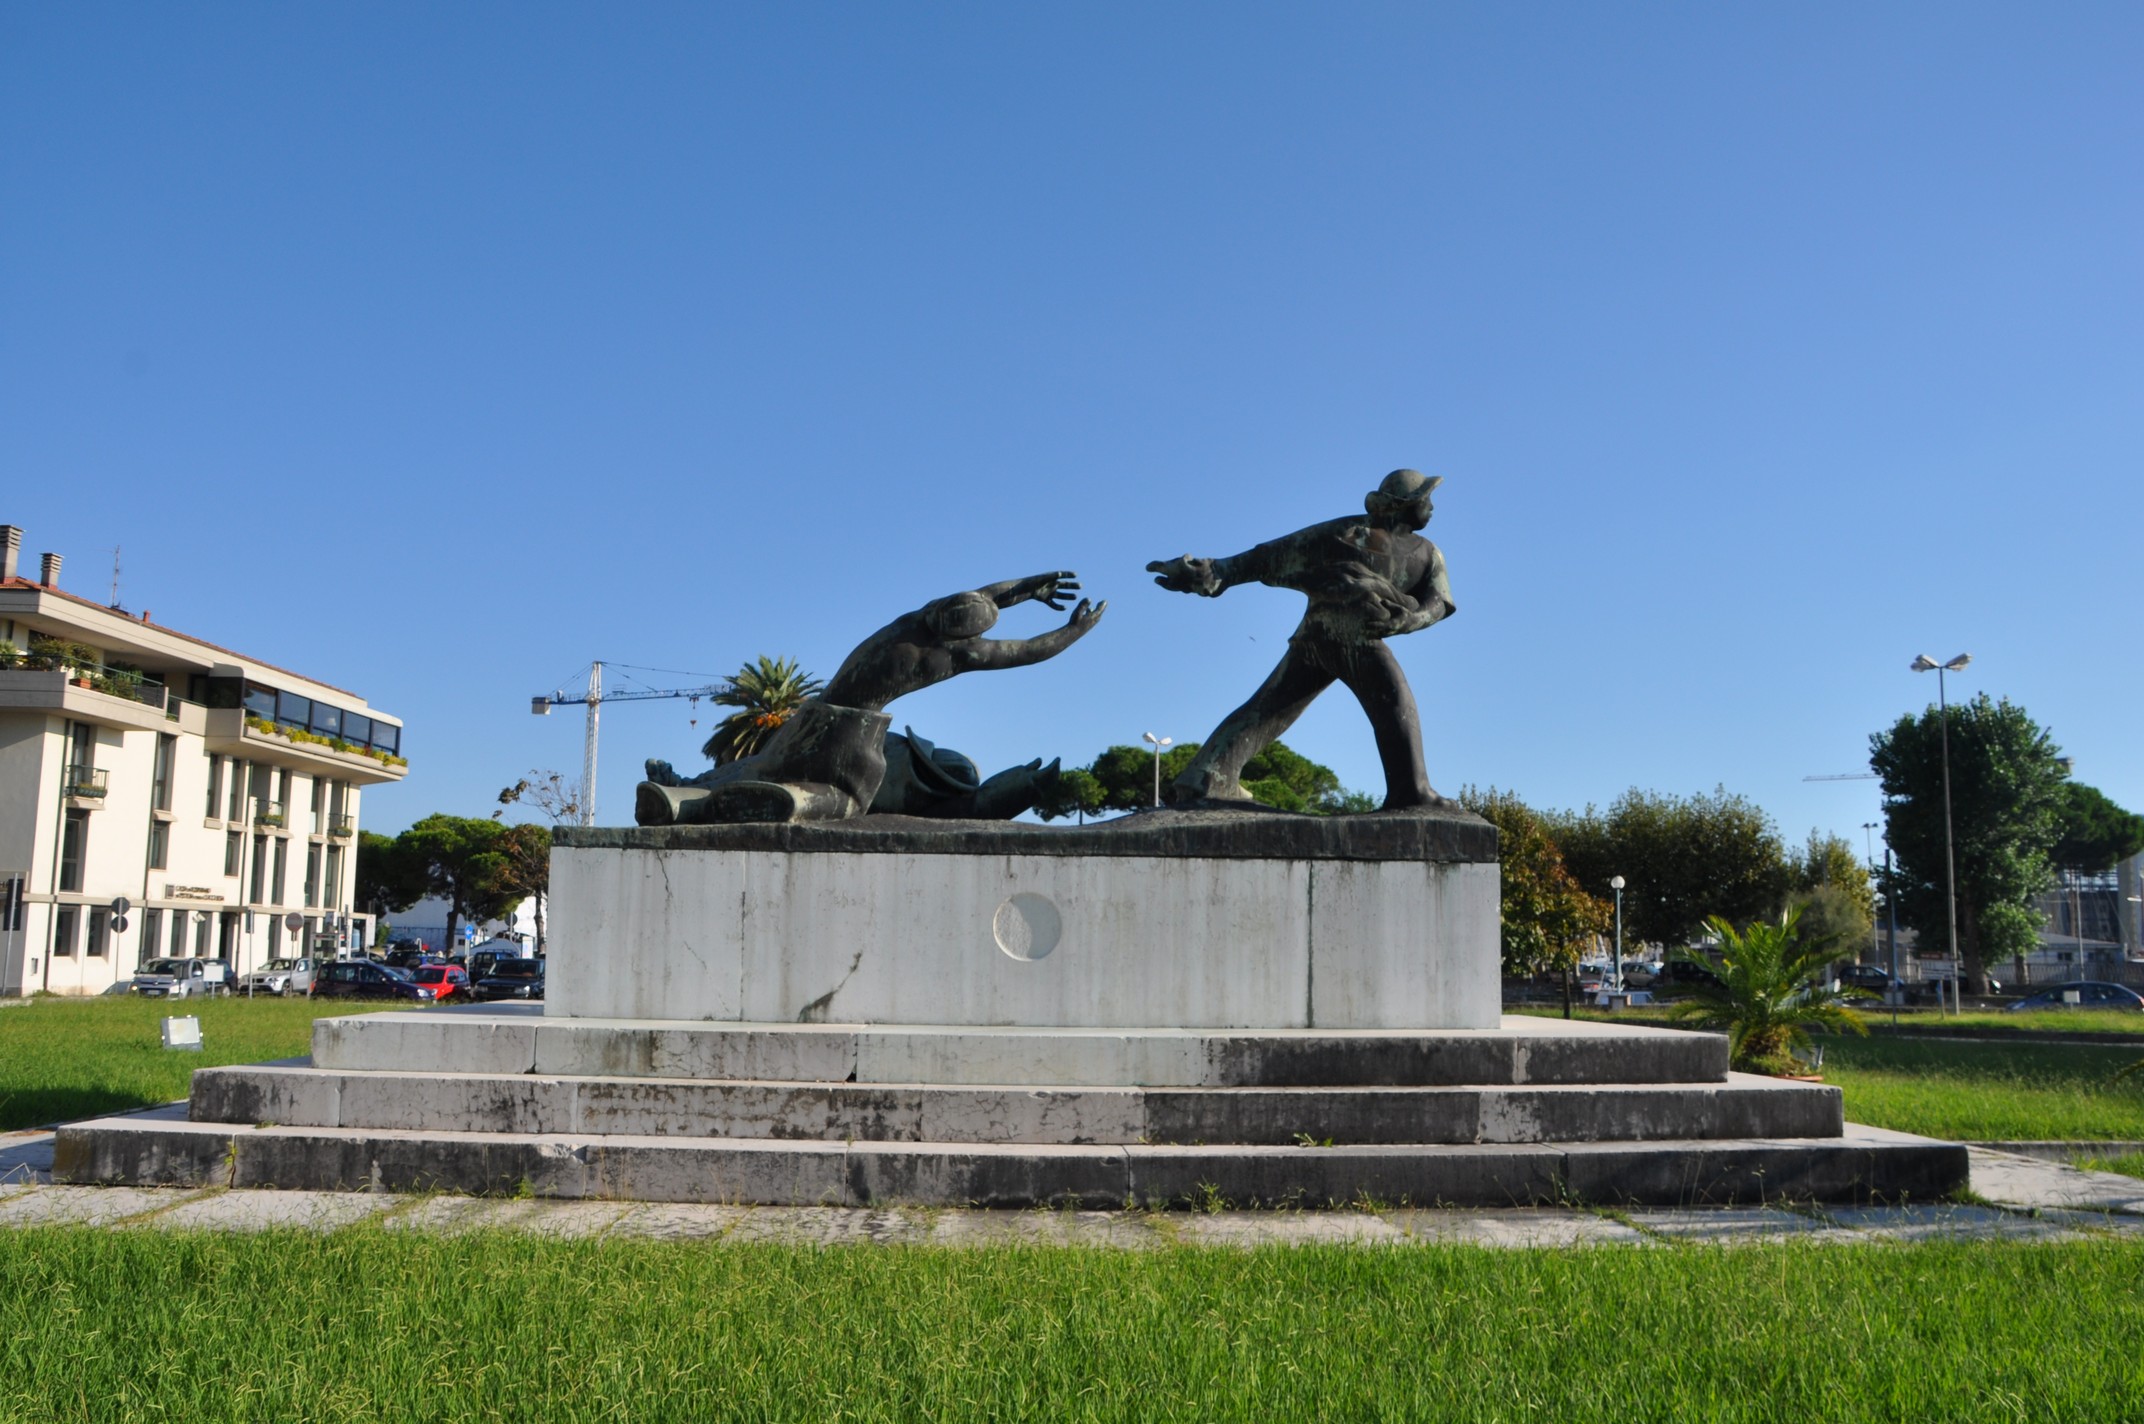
992;893;1062;961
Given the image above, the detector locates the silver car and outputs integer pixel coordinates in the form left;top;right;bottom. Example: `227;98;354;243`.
131;958;234;998
242;957;316;996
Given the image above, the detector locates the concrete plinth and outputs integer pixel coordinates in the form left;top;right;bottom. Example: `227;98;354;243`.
546;809;1501;1030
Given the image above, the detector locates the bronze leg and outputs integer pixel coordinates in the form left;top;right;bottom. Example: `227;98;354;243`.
1334;641;1433;808
1171;643;1335;802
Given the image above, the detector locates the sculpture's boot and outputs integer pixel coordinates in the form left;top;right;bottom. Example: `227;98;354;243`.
968;758;1055;821
635;782;713;826
699;780;858;824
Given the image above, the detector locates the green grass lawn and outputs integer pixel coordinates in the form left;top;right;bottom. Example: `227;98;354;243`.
2077;1152;2144;1181
0;1230;2139;1423
0;996;406;1132
1820;1036;2144;1141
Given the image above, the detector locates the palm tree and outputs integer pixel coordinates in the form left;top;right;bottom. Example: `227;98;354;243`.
703;656;822;764
1664;908;1870;1074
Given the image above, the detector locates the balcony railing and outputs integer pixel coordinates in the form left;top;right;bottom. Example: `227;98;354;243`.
253;799;288;829
326;815;354;839
64;766;109;799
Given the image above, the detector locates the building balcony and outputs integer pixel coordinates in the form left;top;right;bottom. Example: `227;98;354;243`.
64;766;109;800
203;709;408;785
326;814;354;839
0;667;175;734
253;799;288;829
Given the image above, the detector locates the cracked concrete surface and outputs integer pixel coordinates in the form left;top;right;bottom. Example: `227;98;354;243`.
1;1128;2138;1245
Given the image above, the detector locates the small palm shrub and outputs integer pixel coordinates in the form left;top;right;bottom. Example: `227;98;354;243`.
703;656;823;764
1665;908;1869;1075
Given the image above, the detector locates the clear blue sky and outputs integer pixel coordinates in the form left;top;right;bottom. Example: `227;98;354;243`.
5;4;2139;857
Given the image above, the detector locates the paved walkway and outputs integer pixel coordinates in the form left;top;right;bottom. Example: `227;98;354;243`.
4;1127;2139;1245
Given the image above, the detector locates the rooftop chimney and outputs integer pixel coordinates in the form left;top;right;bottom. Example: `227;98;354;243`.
0;526;18;581
39;552;61;588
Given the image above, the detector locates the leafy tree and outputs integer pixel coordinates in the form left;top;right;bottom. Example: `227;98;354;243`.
1547;787;1788;948
1459;788;1612;1000
354;831;428;919
1870;694;2067;991
1036;740;1370;818
1663;909;1870;1074
495;822;553;953
2052;782;2144;874
396;814;519;955
704;656;822;764
1788;830;1875;957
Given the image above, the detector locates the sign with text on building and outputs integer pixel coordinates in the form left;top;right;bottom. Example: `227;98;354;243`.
164;885;224;902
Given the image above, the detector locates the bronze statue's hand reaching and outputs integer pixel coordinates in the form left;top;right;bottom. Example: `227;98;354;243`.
999;571;1082;610
1066;598;1107;635
1146;555;1224;597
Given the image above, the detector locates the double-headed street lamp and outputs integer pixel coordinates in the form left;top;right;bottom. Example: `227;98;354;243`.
1141;731;1173;809
1911;652;1971;1012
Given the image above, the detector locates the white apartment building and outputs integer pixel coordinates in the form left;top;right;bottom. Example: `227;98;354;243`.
0;525;406;995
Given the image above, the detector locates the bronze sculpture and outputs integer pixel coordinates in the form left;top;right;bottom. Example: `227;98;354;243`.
1147;469;1454;810
638;573;1104;825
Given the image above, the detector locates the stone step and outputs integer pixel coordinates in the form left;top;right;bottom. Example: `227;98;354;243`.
313;1012;1730;1088
190;1064;1841;1146
51;1117;1965;1208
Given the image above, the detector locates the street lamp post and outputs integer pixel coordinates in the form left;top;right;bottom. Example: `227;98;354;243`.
1608;875;1626;996
1911;653;1972;1014
1862;821;1882;969
1141;732;1173;809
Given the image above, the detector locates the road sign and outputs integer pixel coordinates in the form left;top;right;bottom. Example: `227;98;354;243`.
109;896;131;917
110;916;128;934
284;912;304;931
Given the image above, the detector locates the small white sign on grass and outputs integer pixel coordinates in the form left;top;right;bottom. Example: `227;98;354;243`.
161;1016;203;1052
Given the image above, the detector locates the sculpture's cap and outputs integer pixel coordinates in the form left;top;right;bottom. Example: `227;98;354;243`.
1374;469;1442;502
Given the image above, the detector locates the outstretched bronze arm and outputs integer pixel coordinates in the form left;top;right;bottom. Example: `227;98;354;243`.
955;598;1108;672
976;571;1083;611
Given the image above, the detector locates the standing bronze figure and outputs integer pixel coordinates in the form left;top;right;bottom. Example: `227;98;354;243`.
1147;469;1454;810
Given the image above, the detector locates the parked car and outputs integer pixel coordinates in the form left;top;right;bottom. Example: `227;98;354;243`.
2005;981;2144;1013
1619;960;1662;988
382;942;431;970
408;963;470;1003
1836;964;1905;996
310;959;441;1002
471;958;545;1002
1653;959;1723;994
468;948;524;983
241;957;317;996
131;958;233;998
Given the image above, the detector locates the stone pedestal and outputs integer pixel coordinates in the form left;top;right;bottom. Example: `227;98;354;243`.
546;808;1502;1030
50;807;1969;1207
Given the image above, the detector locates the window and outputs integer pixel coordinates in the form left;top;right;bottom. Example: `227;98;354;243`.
140;908;162;968
276;767;291;810
310;702;341;737
193;913;210;957
226;760;246;821
324;845;343;908
309;776;325;818
330;780;348;822
53;905;77;956
268;914;282;957
372;722;399;755
224;830;242;877
152;734;176;812
343;712;371;746
304;845;320;908
277;690;311;730
218;912;238;959
86;908;109;957
249;835;269;903
170;911;189;958
272;838;289;904
59;810;88;892
147;818;169;871
243;685;276;719
206;755;224;819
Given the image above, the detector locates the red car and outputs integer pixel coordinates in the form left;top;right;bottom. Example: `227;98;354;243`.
409;963;471;1003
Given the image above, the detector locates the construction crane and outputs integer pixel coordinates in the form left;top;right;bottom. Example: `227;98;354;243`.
532;662;727;826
